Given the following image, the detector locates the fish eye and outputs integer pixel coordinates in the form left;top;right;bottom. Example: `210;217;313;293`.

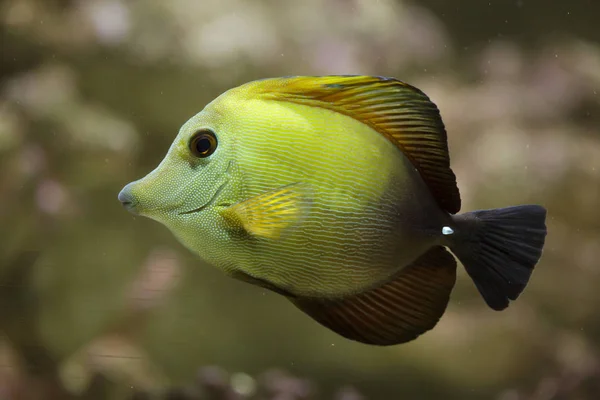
189;129;218;158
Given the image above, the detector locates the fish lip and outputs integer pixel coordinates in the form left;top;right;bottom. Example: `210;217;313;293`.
122;198;139;208
118;183;140;213
178;179;229;215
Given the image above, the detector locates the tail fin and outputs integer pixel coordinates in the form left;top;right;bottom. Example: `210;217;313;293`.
448;205;547;310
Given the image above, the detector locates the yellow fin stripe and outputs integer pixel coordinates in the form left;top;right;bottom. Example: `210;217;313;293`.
220;183;311;239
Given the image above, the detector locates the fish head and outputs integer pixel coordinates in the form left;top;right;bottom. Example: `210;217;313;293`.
117;97;239;239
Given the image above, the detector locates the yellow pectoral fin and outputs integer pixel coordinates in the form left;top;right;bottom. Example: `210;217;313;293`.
220;182;311;239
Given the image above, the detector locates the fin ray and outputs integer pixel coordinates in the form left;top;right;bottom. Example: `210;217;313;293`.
289;246;457;346
449;205;547;310
220;182;311;239
243;75;461;213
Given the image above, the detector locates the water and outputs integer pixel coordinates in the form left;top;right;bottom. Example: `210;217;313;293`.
1;0;599;398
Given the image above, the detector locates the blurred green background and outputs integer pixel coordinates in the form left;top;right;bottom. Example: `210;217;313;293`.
1;0;599;399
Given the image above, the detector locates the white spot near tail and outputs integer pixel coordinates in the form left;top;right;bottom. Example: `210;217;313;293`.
442;226;454;235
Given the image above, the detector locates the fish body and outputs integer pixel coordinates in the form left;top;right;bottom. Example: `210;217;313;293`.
174;93;448;298
119;76;547;345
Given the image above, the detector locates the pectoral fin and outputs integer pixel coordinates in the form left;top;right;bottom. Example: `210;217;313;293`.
220;183;311;239
289;246;457;346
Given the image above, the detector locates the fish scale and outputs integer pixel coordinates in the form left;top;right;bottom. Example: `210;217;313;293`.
119;75;547;346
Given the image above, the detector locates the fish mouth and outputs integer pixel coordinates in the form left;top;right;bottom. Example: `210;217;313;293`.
178;179;229;215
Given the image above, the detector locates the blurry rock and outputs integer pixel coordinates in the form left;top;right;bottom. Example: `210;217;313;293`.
260;369;312;399
334;386;364;400
128;248;181;312
81;0;131;46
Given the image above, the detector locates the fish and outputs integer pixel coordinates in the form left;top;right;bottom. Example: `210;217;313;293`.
118;75;547;346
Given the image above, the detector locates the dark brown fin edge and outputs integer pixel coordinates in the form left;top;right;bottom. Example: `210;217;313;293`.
289;246;457;346
248;75;461;213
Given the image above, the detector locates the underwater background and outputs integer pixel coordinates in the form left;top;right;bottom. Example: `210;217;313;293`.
1;0;599;399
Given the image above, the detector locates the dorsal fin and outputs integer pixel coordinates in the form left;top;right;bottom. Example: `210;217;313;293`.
242;75;461;214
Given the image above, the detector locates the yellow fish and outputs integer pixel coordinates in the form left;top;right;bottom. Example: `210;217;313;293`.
118;76;547;345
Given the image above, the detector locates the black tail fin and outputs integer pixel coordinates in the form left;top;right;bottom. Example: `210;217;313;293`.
448;205;547;310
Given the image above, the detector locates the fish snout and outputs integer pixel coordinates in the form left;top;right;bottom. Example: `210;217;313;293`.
118;182;139;214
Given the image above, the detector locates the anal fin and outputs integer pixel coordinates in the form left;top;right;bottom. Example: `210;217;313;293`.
289;246;457;346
